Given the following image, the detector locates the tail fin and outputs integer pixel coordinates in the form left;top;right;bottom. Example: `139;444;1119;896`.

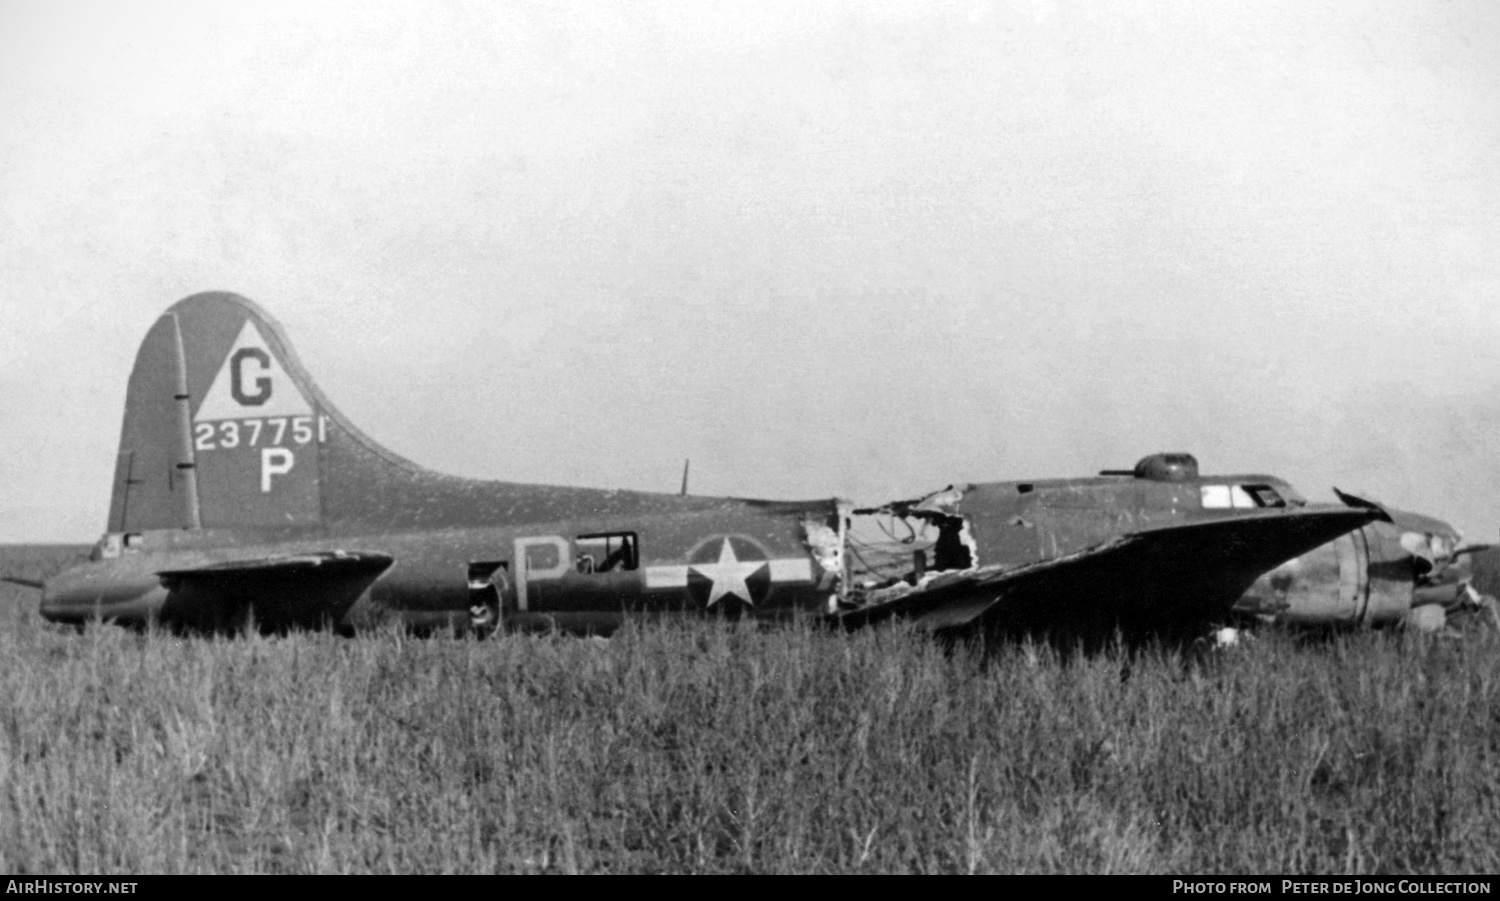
110;290;458;532
110;292;340;531
110;291;721;535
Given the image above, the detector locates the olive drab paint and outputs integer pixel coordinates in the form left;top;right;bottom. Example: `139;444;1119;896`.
189;316;322;526
107;295;326;531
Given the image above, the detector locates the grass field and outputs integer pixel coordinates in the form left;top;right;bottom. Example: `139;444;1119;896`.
3;544;1499;874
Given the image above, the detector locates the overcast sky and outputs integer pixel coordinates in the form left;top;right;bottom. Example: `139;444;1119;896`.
2;0;1498;542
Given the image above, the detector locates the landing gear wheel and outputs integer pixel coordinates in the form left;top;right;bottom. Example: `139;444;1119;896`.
469;600;500;637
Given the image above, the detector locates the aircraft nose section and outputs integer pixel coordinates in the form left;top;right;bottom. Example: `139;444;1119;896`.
41;563;166;627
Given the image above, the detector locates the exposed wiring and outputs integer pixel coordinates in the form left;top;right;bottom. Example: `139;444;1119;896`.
873;512;924;545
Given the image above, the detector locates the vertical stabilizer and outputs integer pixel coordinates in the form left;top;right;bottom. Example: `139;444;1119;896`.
111;292;327;531
111;291;740;535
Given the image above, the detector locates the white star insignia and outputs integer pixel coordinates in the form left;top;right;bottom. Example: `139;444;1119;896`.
691;539;767;607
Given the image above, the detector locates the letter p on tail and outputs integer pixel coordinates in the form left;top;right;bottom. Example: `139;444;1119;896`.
261;447;296;492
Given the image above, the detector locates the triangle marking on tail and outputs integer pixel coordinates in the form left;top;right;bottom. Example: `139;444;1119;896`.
193;320;313;422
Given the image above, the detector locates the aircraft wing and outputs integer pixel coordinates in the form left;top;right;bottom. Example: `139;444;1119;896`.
837;506;1384;635
156;550;393;632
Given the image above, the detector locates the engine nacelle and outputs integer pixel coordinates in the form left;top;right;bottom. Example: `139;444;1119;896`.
1235;513;1471;628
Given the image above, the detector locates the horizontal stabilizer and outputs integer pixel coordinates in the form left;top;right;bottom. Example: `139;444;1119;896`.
1;576;45;590
157;550;393;582
840;506;1383;635
157;551;393;632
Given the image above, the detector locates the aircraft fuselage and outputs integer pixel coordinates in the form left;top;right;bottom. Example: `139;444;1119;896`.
43;499;846;634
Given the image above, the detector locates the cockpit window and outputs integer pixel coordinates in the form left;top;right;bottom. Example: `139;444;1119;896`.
1200;484;1287;509
1242;484;1286;508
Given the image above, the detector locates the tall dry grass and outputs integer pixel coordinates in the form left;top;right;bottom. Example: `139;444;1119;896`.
2;545;1498;873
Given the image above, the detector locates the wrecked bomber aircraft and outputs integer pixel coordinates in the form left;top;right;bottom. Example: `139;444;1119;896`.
21;292;1383;640
837;454;1395;638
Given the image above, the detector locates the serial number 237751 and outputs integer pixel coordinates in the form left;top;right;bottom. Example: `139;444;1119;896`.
194;416;327;451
